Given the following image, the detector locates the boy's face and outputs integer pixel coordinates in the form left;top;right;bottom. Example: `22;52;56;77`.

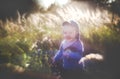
62;25;77;41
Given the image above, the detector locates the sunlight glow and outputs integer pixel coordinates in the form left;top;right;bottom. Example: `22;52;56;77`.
35;0;53;10
35;0;69;10
56;2;110;27
29;0;111;38
107;0;115;3
55;0;70;6
25;63;30;67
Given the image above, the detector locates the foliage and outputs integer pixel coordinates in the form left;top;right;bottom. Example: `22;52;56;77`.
0;13;61;73
0;7;120;75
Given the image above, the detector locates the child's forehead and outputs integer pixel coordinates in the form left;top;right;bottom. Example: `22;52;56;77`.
62;24;77;31
62;25;75;29
62;26;76;32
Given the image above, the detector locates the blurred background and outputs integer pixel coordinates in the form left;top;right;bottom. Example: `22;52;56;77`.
0;0;120;79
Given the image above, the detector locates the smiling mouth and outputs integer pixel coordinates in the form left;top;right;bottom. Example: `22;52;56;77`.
65;36;72;40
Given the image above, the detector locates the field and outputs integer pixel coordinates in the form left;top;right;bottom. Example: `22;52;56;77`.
0;1;120;79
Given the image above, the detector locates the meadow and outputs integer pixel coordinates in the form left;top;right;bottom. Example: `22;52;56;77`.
0;1;120;79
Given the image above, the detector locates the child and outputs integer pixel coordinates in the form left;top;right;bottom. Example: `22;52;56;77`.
53;20;84;79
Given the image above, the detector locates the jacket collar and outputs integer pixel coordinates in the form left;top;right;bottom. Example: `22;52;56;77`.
62;39;77;50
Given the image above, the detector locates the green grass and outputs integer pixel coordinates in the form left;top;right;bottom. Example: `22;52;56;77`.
0;11;120;74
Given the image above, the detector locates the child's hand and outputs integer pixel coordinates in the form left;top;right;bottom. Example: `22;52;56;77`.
63;49;71;58
63;52;69;58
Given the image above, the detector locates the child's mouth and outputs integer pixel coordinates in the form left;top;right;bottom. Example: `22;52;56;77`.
65;37;72;40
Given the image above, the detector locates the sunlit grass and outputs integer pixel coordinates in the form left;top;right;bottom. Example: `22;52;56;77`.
0;1;120;73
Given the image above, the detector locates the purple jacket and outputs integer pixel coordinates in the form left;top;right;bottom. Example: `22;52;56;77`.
54;39;84;70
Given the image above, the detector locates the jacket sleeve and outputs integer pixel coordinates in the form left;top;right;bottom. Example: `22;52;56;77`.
68;52;82;60
53;50;62;62
68;41;84;60
53;43;63;63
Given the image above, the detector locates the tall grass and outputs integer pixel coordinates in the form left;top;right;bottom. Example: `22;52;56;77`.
0;3;120;74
